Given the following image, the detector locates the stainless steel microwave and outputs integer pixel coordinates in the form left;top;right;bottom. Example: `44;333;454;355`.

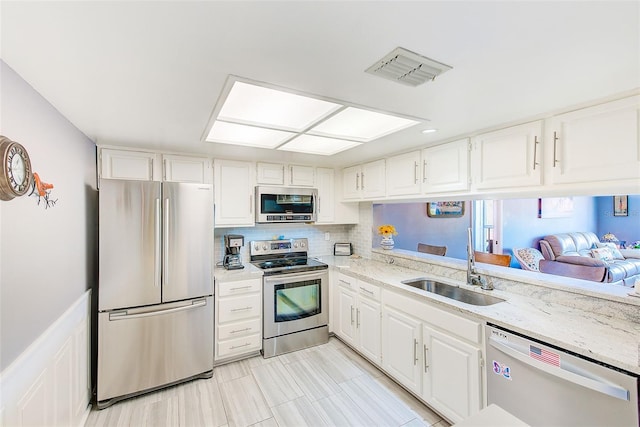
255;186;317;223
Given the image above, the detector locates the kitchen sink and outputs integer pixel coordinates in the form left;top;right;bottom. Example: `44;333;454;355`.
400;278;505;306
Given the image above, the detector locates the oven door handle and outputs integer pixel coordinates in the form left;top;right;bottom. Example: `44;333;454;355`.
263;270;328;285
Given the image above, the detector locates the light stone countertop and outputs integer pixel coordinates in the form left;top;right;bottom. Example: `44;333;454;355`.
320;253;640;375
214;262;264;282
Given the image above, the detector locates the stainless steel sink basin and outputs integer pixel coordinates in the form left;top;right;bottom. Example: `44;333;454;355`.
400;278;505;306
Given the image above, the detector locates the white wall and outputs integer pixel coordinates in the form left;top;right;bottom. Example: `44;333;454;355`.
0;60;97;370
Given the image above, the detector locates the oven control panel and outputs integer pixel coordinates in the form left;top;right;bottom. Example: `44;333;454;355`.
250;238;308;256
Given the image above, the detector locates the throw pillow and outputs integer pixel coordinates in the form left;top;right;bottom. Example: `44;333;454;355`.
596;242;625;260
591;247;614;262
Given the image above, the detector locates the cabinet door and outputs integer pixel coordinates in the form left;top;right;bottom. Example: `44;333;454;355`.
289;165;315;187
472;121;543;190
386;151;421;196
214;159;255;227
422;326;482;423
422;139;470;193
358;296;381;365
162;155;212;183
381;306;421;393
342;165;361;199
337;286;357;346
361;159;386;198
256;162;285;185
547;95;640;184
99;148;159;181
315;167;335;223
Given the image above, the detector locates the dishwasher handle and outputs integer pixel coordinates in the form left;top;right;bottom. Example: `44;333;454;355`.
489;336;630;401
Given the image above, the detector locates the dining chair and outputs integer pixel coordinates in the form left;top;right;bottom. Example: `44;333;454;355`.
474;251;512;267
417;243;447;256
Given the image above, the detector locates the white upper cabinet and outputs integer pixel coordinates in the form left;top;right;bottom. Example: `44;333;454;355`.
471;120;543;190
386;151;421;197
214;159;255;227
546;95;640;184
256;162;315;187
99;148;160;181
422;139;470;194
315;167;335;223
343;159;386;200
288;164;315;187
256;162;285;185
99;148;212;184
162;154;212;183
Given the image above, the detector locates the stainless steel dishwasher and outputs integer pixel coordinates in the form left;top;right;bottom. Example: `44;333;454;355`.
485;324;639;427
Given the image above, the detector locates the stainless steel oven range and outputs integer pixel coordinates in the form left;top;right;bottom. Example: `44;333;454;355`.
251;238;329;358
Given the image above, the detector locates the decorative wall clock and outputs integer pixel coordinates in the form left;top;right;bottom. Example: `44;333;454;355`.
0;136;33;201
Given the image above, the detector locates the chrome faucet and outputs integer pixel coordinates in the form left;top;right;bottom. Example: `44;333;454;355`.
467;228;493;290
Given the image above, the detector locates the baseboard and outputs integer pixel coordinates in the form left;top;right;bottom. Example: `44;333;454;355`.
0;290;92;427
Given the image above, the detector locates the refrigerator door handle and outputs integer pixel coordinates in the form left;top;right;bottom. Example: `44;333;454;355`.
154;198;161;288
489;336;630;401
109;299;207;321
163;197;170;285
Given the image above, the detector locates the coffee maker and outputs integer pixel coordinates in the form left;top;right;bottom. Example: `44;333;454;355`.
223;234;245;270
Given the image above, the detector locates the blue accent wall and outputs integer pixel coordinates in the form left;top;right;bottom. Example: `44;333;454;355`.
596;195;640;246
373;202;470;259
502;197;597;266
374;195;640;268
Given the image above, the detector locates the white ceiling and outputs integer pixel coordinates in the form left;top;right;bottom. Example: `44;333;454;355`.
1;1;638;168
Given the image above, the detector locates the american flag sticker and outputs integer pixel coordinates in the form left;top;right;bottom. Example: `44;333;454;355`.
529;345;560;367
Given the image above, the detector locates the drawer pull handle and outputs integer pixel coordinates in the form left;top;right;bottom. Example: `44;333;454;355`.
230;285;252;291
230;327;252;334
231;306;252;312
359;287;374;295
339;279;351;286
230;342;251;350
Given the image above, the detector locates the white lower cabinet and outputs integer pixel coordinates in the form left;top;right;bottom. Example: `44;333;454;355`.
215;278;262;362
381;306;422;394
334;273;381;365
378;287;483;424
421;326;482;423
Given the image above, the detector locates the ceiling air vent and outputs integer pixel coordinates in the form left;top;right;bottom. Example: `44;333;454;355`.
365;47;452;87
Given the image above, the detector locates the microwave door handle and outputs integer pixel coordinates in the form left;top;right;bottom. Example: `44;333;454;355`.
489;337;630;401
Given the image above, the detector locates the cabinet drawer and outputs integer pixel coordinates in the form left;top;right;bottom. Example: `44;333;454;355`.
218;294;262;323
337;274;356;290
217;318;261;340
357;281;380;301
217;334;261;359
217;279;262;297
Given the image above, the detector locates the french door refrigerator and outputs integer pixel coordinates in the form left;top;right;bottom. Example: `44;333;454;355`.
97;179;214;409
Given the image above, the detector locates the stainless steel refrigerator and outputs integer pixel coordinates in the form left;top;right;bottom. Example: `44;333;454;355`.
97;179;214;409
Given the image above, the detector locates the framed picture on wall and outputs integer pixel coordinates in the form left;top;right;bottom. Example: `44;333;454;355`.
426;201;465;218
613;195;628;217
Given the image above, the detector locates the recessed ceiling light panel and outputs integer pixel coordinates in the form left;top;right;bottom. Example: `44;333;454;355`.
309;107;419;142
278;135;362;156
218;81;342;131
206;121;295;149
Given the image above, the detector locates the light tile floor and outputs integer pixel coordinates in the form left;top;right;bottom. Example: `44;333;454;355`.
86;337;451;427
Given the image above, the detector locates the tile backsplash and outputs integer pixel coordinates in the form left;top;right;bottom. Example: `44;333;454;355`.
215;223;353;265
214;201;373;265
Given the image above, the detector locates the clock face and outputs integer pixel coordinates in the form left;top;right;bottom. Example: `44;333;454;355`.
0;137;33;201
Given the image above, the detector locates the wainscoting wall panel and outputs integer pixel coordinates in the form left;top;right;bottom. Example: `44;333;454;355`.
0;290;91;427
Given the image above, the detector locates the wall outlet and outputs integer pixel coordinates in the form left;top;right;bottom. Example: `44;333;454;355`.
324;232;330;241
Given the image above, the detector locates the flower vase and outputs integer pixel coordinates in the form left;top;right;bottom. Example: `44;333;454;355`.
380;236;395;250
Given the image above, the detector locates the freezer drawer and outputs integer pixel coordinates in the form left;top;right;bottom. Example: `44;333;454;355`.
97;297;213;406
486;325;639;427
